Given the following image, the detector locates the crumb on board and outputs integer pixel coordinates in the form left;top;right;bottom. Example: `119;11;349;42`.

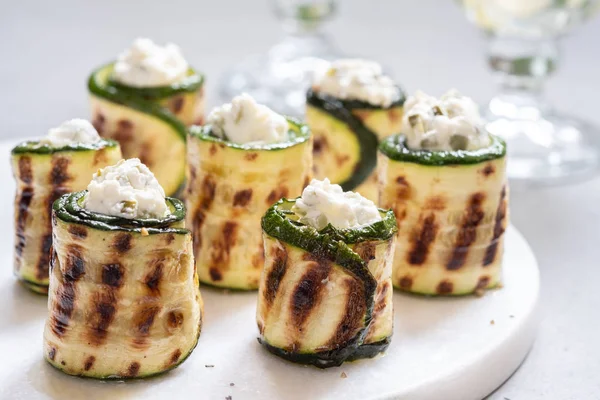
226;396;232;400
341;372;347;379
510;315;515;318
141;227;149;236
230;383;235;387
205;364;215;368
490;320;495;325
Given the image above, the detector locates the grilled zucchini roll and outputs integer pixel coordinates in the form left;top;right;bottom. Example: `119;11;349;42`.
186;94;312;290
378;90;508;296
88;38;204;196
307;59;405;201
257;179;397;368
11;119;121;294
43;159;203;379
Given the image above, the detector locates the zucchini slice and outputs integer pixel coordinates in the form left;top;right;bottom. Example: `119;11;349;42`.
10;140;122;294
44;192;203;379
306;89;405;201
88;62;205;196
378;134;508;295
257;199;397;368
185;119;312;290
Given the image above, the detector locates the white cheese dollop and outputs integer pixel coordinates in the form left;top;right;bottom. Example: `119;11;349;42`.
402;89;491;152
113;38;189;88
84;158;169;219
39;119;101;147
312;59;401;108
207;93;289;145
292;178;382;231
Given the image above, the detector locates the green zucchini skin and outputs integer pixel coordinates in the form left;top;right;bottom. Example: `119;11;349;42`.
306;90;380;191
257;199;396;368
11;139;119;155
379;133;506;166
53;191;187;234
188;117;311;151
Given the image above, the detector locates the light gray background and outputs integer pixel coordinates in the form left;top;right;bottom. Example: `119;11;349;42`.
2;1;599;399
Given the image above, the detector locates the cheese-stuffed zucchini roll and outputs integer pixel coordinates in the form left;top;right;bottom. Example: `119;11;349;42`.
307;59;405;201
88;38;205;196
378;90;508;296
11;119;121;294
186;94;312;290
44;159;203;379
257;179;397;368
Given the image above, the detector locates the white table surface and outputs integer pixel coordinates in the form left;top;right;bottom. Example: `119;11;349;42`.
1;1;599;399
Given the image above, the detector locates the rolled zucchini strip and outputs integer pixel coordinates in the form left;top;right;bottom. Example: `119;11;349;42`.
10;140;121;294
88;62;205;196
378;134;508;295
43;192;203;379
306;89;405;201
185;120;312;290
256;199;397;368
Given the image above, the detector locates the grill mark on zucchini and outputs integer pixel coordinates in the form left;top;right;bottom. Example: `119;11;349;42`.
481;163;495;177
264;244;288;307
245;152;258;161
395;176;411;200
19;156;33;184
126;362;141;377
484;186;507;266
476;275;490;289
290;255;331;329
407;214;438;265
398;276;413;290
267;186;289;205
210;221;238;271
84;356;95;371
437;280;454;295
233;189;253;207
144;260;164;294
209;267;223;282
327;277;367;348
48;347;56;361
113;233;133;253
15;187;33;258
87;289;118;346
92;112;106;134
50;156;71;185
68;225;88;239
36;234;53;280
102;263;124;288
167;310;184;332
168;349;182;366
170;96;185;114
191;209;205;255
200;175;216;210
132;304;161;349
354;241;376;263
446;192;486;271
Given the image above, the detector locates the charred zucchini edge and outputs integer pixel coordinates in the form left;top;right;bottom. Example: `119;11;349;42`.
379;133;506;166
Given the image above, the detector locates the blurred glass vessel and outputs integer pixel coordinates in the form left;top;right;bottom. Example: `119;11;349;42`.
220;0;341;117
459;0;600;184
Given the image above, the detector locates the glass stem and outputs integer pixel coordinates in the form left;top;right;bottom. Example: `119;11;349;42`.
486;35;559;119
